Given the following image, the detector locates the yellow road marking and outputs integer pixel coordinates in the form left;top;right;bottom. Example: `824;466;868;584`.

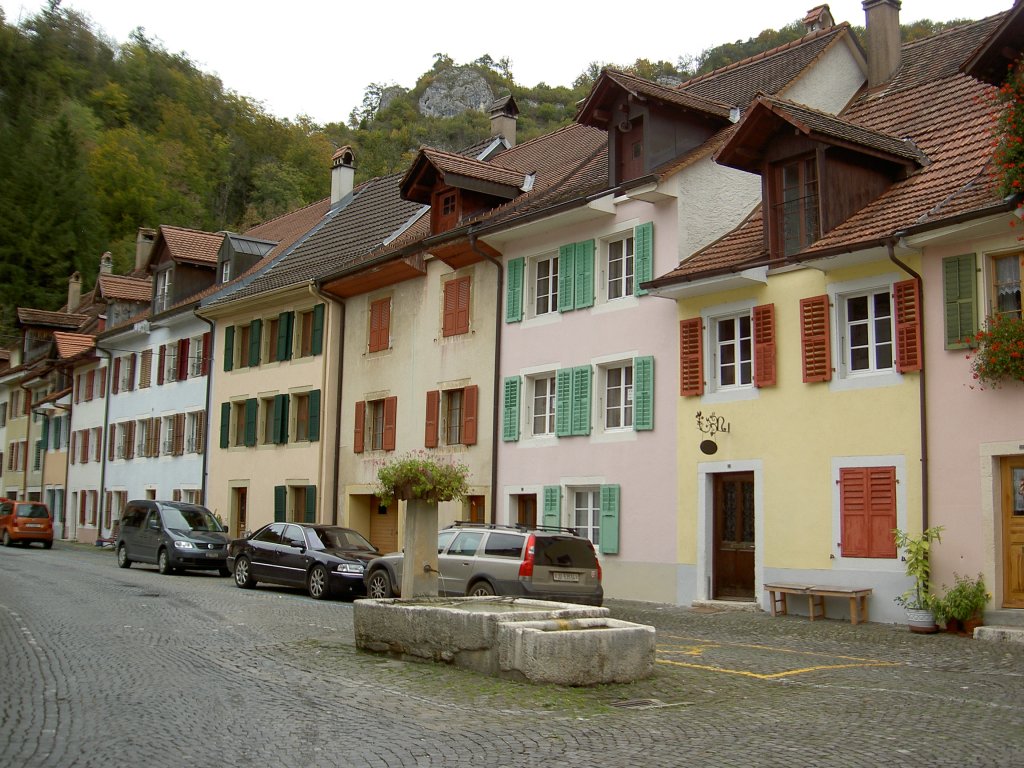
656;658;899;679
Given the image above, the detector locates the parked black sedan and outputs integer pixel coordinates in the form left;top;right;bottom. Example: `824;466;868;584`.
227;523;379;600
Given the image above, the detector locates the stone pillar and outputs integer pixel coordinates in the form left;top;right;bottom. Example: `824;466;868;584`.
401;498;439;598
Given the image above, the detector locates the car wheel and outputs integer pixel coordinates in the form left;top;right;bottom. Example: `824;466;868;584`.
157;548;174;575
467;580;495;597
116;544;132;568
366;569;394;599
233;556;256;589
307;564;330;600
218;567;230;577
42;541;52;550
2;530;12;547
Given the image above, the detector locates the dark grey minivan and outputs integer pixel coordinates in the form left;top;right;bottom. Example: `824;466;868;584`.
115;500;230;576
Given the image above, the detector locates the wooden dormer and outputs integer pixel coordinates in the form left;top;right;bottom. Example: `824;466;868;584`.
715;96;929;260
400;147;531;238
576;68;734;186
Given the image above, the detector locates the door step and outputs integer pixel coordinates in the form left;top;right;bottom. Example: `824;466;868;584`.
691;599;760;612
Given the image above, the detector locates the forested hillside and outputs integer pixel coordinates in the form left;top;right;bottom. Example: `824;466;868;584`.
0;2;968;334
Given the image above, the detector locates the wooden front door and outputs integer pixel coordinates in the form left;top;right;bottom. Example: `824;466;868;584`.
1001;457;1024;608
516;495;537;529
369;495;398;554
713;472;755;599
232;487;247;537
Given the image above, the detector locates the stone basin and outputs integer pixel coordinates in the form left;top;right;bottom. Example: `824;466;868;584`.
354;596;655;685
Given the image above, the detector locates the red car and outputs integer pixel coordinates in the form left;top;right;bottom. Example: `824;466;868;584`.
0;499;54;548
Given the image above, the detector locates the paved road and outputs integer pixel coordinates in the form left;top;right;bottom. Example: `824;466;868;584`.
1;542;1022;767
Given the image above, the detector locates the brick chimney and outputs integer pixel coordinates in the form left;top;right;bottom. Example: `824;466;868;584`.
135;227;156;272
67;271;81;312
331;146;355;205
863;0;902;88
99;251;113;275
489;95;519;147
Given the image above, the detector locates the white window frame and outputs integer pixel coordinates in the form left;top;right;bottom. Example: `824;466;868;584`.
154;269;172;312
165;344;178;383
190;335;204;377
531;251;559;318
443;389;464;446
828;273;902;391
529;373;557;438
366;399;386;452
987;248;1023;319
571;487;601;548
186;412;201;453
220;260;231;284
601;362;634;431
604;232;635;302
136;420;149;457
161;416;175;455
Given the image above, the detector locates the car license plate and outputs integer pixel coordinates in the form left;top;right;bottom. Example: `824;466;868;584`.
206;551;220;557
552;571;580;583
26;524;43;529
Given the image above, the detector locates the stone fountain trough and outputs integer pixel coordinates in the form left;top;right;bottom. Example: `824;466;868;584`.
354;596;655;685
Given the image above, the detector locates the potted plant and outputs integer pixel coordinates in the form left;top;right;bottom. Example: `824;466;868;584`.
966;314;1024;389
938;573;990;636
893;526;944;633
375;451;469;506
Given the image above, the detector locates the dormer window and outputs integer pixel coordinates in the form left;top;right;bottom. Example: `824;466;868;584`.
220;260;231;283
433;189;459;233
616;117;644;184
773;156;820;257
154;268;173;312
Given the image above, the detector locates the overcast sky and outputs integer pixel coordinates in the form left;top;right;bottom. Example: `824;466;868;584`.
0;0;1013;125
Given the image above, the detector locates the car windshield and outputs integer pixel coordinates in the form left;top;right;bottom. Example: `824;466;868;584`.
162;507;223;532
17;504;49;519
308;528;376;551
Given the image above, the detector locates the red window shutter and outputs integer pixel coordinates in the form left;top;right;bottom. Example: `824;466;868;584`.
158;345;166;385
108;430;115;461
894;279;922;373
74;374;81;404
462;385;478;445
98;366;106;396
424;390;440;448
126;422;135;459
86;370;94;401
369;299;390;352
201;332;211;376
81;430;90;464
800;295;832;383
840;466;897;558
196;411;206;454
174;414;185;455
353;401;366;453
178;338;190;381
70;432;76;465
112;358;121;394
128;354;137;390
79;495;85;525
443;276;471;337
752;303;777;387
679;318;704;396
382;396;397;451
442;281;458;336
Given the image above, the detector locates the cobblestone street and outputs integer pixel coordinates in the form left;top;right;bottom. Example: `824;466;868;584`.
2;542;1022;767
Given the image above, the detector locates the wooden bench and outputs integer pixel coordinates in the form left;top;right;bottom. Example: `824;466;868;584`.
764;583;873;625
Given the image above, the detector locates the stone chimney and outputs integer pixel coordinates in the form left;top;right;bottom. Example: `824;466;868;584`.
99;251;113;275
331;146;355;205
135;227;156;272
489;95;519;147
863;0;902;88
67;272;81;312
802;5;835;33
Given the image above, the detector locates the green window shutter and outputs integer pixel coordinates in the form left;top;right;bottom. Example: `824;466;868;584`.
274;486;286;522
220;402;230;448
41;416;50;450
223;326;235;372
248;319;262;367
555;368;573;436
277;312;294;361
272;394;288;444
308;389;321;442
542;486;561;528
634;222;653;296
633;356;654;431
502;376;521;441
506;258;524;323
943;254;977;349
244;398;258;447
305;485;316;523
558;244;576;312
571;365;592;436
599;484;620;554
311;303;325;355
574;239;595;309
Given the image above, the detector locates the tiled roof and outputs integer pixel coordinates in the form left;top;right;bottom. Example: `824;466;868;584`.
403;147;532;196
679;23;854;108
16;308;90;330
52;332;95;359
157;225;223;266
97;273;152;302
578;68;734;120
655;14;1008;285
243;197;331;259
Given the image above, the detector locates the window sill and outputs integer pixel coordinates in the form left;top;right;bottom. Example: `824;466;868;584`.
700;386;759;405
828;370;903;393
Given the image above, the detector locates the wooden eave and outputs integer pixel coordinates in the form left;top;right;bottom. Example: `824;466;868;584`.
443;173;519;200
428;237;501;270
319;253;427;299
962;5;1023;85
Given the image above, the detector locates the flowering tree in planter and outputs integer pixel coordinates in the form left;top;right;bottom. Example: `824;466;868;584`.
967;314;1024;388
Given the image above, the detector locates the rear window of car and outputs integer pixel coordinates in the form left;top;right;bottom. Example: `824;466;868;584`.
482;532;524;558
534;536;597;568
17;504;49;519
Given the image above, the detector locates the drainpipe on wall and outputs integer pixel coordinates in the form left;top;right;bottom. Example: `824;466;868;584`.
468;231;501;524
310;283;345;526
196;314;217;505
887;237;929;531
94;345;114;539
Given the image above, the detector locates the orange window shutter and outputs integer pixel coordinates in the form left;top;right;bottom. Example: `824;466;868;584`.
112;358;120;394
353;401;366;453
679;318;704;397
383;396;397;451
442;281;458;337
424;390;440;448
752;303;777;387
158;345;165;384
839;467;868;557
799;295;832;383
866;466;898;558
456;277;471;334
462;385;479;445
894;279;922;373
